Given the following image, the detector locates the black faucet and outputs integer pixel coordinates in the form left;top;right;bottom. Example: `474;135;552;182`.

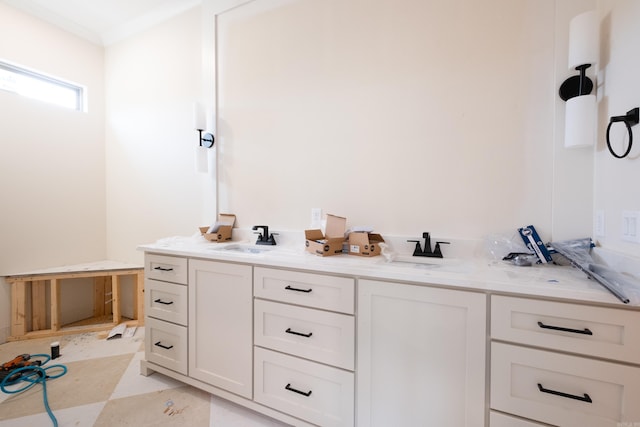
407;232;449;258
252;225;277;245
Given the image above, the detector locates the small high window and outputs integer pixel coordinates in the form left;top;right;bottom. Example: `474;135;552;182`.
0;60;84;111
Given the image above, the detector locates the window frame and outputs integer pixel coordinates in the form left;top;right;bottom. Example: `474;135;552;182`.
0;60;85;112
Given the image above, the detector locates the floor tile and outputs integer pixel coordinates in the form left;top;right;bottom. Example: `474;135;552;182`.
110;350;184;400
0;401;106;427
209;395;291;427
94;386;211;427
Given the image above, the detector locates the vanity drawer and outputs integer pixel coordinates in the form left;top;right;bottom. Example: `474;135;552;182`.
491;342;640;427
254;299;354;370
254;267;354;314
491;295;640;363
145;253;188;284
254;347;354;427
145;317;188;375
145;279;188;326
490;411;546;427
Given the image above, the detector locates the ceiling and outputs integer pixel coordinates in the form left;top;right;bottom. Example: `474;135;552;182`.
1;0;201;46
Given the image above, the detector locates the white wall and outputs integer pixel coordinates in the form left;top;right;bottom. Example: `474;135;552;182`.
216;0;568;243
594;0;640;258
105;5;213;264
0;3;106;273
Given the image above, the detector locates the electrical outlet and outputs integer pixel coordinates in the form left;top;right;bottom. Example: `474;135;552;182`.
311;208;322;227
594;210;605;237
621;211;640;243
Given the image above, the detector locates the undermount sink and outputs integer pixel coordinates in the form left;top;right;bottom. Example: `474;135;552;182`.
208;243;277;255
378;256;473;274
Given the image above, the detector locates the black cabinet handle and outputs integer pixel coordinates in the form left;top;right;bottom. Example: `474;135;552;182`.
537;383;592;403
154;298;174;305
154;341;173;350
537;321;593;335
285;285;312;293
285;383;312;397
285;328;313;338
153;266;174;272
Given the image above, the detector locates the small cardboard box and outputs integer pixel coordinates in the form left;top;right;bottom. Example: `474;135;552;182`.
199;214;236;242
348;232;385;257
305;214;346;257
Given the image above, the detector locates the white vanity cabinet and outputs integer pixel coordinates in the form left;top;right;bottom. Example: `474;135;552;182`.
357;279;487;427
253;267;356;427
490;295;640;427
188;259;253;399
141;244;640;427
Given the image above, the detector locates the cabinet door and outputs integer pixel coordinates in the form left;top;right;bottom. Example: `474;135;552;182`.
357;279;487;427
188;259;253;398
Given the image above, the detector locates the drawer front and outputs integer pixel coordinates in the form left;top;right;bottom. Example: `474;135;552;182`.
254;347;354;427
491;295;640;363
145;253;188;284
491;342;640;427
145;317;188;375
254;267;354;314
145;279;188;326
490;411;546;427
254;299;355;370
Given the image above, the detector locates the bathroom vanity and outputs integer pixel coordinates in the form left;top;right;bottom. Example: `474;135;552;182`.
139;239;640;427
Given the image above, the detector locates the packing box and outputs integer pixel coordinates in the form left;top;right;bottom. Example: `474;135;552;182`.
199;214;236;242
305;214;346;257
348;232;385;257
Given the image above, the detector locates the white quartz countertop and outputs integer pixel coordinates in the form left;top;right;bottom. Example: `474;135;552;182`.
139;236;638;308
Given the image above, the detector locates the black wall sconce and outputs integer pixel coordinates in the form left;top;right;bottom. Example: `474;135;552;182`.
197;129;215;148
606;108;639;159
559;10;599;149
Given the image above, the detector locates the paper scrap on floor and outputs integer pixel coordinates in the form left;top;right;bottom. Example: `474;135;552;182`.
107;323;137;340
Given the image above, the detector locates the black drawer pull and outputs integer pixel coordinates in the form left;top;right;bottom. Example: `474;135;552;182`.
154;298;174;305
285;328;313;338
154;341;174;350
537;321;593;335
285;285;312;293
537;383;592;403
285;383;312;397
153;266;174;272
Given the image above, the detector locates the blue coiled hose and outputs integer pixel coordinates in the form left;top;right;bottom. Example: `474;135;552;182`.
0;353;67;427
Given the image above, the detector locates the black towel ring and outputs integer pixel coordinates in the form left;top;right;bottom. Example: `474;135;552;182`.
606;108;639;159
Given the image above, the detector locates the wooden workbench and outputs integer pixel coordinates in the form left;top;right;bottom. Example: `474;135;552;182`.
4;261;144;341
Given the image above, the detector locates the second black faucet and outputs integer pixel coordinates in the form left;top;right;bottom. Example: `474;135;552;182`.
407;232;449;258
252;225;277;245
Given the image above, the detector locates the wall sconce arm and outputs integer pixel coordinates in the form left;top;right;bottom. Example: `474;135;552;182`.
197;129;215;149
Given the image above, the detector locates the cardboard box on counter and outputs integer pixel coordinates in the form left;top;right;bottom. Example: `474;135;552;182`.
348;232;385;257
305;214;346;257
199;213;236;242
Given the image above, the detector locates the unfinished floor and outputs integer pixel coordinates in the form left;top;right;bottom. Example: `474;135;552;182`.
0;328;289;426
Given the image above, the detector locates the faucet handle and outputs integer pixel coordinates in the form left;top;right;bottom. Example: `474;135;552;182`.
407;240;423;256
433;241;450;257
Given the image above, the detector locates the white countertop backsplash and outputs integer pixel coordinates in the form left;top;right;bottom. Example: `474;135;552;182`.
140;229;640;308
